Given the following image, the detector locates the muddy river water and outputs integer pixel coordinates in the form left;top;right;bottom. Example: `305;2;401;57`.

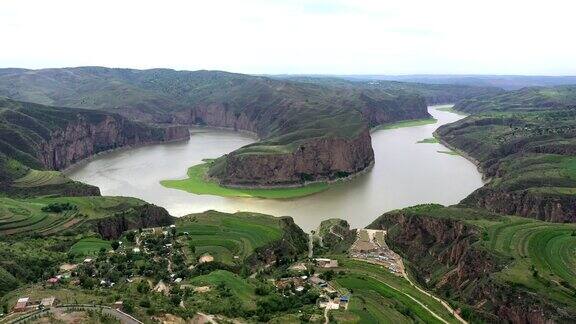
67;105;483;231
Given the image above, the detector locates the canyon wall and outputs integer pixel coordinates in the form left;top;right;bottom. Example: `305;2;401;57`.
369;211;571;323
211;128;374;187
463;188;576;223
39;115;190;170
94;204;175;240
179;97;428;187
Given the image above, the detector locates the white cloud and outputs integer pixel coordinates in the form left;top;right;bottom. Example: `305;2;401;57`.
0;0;574;75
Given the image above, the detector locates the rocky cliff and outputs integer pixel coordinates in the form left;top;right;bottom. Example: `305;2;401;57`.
173;104;258;134
369;208;572;323
39;115;189;170
94;204;175;240
210;128;374;187
247;216;308;269
462;188;576;223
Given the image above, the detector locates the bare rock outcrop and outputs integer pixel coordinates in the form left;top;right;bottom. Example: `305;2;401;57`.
212;128;374;187
39;115;190;170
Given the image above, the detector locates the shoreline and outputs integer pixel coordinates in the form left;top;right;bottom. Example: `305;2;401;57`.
433;134;491;184
216;160;376;190
62;135;190;175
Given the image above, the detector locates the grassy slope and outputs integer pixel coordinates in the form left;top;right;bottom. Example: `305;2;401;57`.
375;205;576;318
176;211;283;264
69;237;112;255
0;196;146;237
161;161;329;199
372;118;437;131
330;258;459;324
454;85;576;113
436;89;576;220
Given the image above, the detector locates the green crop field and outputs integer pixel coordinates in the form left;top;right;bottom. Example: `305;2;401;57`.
161;162;329;199
481;216;576;307
12;169;70;188
176;211;283;264
332;258;460;324
373;118;437;131
0;196;146;236
188;270;258;309
69;237;112;255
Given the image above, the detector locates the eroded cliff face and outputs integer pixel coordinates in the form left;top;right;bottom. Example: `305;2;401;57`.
369;211;568;323
39;115;189;170
95;204;174;240
357;93;431;127
172;104;258;134
463;188;576;223
213;128;374;187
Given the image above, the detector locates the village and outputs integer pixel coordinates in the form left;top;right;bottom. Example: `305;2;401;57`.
3;224;405;323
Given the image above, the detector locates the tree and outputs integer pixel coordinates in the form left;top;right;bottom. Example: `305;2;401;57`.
126;231;136;242
111;241;120;251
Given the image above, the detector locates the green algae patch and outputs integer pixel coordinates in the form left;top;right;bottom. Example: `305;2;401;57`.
417;137;439;144
437;150;459;156
160;162;329;199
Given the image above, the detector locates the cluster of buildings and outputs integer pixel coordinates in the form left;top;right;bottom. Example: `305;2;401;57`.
349;229;404;275
13;296;57;313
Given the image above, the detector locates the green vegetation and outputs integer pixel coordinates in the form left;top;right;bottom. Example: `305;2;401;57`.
437;102;576;221
12;170;70;187
435;105;469;116
417;137;439;144
188;270;258;309
161;161;329;199
436;150;459;156
373;118;437;131
331;258;459;324
454;85;576;113
371;205;576;321
0;196;146;237
176;211;284;264
69;237;112;255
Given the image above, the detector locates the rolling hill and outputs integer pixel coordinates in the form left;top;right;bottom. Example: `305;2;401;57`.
0;67;433;187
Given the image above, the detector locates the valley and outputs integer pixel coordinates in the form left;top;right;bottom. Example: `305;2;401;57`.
66;105;483;231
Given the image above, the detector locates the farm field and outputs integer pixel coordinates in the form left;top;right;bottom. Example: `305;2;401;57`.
187;270;258;310
69;237;112;255
0;196;146;236
12;169;70;188
481;216;576;307
161;161;329;199
176;211;284;264
331;258;460;324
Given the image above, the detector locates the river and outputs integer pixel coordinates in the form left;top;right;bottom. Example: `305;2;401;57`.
67;105;483;231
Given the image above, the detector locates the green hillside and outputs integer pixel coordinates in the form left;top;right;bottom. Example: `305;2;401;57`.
436;106;576;222
176;210;304;265
370;204;576;322
453;85;576;113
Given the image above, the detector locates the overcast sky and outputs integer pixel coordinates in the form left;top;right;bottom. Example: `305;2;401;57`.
1;0;575;75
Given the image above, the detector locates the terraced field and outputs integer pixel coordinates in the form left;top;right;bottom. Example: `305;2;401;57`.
11;170;70;188
331;258;460;324
482;216;576;306
176;211;283;264
0;196;146;236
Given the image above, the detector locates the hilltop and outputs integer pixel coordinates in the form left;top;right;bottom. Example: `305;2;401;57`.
0;67;434;187
436;86;576;222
